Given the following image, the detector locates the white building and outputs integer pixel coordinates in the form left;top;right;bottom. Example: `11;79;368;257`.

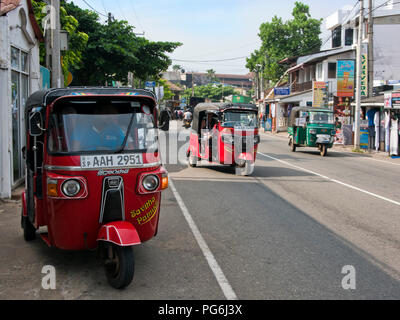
266;1;400;133
0;0;43;198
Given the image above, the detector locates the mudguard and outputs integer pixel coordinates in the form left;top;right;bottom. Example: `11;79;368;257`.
237;152;254;162
21;191;28;217
97;221;141;247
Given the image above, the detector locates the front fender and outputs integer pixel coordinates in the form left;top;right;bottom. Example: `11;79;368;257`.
97;221;141;247
237;152;254;162
21;191;27;217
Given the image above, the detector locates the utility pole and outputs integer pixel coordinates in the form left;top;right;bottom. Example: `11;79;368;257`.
368;0;374;98
354;0;364;149
50;0;62;88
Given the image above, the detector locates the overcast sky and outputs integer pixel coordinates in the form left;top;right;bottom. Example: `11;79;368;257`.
68;0;392;75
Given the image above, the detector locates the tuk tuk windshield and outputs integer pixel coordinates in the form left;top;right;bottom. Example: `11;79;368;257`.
308;111;334;124
48;101;157;154
221;111;258;128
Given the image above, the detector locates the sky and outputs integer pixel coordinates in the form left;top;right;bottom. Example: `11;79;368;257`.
68;0;392;75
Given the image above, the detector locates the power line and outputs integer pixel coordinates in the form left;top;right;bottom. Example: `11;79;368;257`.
172;56;248;63
81;0;108;17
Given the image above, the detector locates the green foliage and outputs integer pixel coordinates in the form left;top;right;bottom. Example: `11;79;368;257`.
61;1;181;86
246;1;322;83
32;0;88;86
157;78;174;101
182;84;235;102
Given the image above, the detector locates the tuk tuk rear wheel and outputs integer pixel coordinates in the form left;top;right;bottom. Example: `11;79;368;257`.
103;243;134;289
235;161;255;176
21;211;36;241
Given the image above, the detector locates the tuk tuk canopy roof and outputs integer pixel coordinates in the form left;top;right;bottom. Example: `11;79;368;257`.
25;87;157;112
288;106;333;127
192;102;258;132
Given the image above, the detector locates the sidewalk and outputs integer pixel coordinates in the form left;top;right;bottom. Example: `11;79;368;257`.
260;129;398;162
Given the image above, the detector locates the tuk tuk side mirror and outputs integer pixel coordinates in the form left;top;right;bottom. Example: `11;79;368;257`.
29;111;45;136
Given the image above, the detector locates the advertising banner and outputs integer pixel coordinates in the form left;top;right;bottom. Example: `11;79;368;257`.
392;92;400;109
337;60;355;98
312;81;329;108
274;87;291;96
361;54;368;97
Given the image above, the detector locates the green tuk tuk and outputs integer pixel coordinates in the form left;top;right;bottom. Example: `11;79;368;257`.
288;107;336;156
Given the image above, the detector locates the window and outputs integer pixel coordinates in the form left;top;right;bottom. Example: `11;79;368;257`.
10;46;29;183
332;26;342;48
328;63;337;79
316;63;323;80
345;28;354;46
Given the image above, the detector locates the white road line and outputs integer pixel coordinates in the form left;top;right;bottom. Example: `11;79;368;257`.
169;179;238;300
258;152;400;207
261;133;400;167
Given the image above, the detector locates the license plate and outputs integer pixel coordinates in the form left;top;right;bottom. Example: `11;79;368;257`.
80;154;143;169
316;134;331;143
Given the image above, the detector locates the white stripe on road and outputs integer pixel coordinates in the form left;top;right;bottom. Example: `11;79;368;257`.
169;179;238;300
258;152;400;207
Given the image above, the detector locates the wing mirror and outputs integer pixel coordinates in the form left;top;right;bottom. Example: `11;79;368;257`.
29;111;45;136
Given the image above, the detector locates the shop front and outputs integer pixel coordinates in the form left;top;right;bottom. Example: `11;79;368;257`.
0;0;43;198
385;92;400;156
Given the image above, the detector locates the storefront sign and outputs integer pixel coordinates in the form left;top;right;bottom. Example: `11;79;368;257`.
337;60;355;98
274;87;291;96
392;92;400;109
312;81;329;108
384;93;392;109
361;54;368;97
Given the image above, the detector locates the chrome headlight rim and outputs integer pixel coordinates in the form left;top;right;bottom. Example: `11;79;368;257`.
61;179;81;197
142;174;160;192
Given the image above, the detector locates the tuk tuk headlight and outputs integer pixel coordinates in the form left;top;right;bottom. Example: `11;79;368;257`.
331;130;337;135
61;179;81;197
142;175;160;192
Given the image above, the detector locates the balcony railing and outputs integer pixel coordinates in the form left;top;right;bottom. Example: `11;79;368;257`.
291;81;313;93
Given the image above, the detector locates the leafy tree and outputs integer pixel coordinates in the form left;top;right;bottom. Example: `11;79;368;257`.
32;0;88;86
247;1;322;83
62;1;181;86
206;69;219;82
182;84;235;102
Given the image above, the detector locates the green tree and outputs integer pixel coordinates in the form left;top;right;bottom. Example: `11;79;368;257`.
247;1;322;83
182;84;235;102
32;0;88;86
62;1;181;86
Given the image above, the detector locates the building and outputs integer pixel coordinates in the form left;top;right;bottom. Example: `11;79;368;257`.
265;1;400;143
0;0;43;198
184;72;253;91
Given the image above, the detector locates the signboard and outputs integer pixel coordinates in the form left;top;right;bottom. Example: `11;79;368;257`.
40;66;51;90
337;60;355;97
360;129;369;149
145;81;156;87
384;93;392;109
274;86;290;96
361;54;368;97
312;81;329;108
393;92;400;109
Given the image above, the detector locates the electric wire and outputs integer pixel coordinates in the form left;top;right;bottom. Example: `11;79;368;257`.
81;0;108;17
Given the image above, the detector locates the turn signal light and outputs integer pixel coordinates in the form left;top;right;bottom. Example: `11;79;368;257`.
47;179;58;197
161;176;169;190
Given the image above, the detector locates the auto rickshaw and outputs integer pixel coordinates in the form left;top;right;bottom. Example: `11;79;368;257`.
187;103;260;176
21;87;168;289
288;107;336;156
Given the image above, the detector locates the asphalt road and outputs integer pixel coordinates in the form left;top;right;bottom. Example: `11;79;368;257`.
1;121;400;300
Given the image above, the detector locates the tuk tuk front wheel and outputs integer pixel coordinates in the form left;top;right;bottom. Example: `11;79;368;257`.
102;243;134;289
21;211;36;241
188;152;197;168
320;145;328;157
289;139;296;152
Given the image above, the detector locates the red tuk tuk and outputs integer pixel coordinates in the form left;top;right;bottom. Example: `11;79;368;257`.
21;87;168;289
187;103;260;176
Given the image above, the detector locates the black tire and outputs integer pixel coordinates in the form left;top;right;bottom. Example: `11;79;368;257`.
188;152;197;168
103;244;134;289
290;139;296;152
235;161;255;176
21;211;36;241
320;145;328;157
